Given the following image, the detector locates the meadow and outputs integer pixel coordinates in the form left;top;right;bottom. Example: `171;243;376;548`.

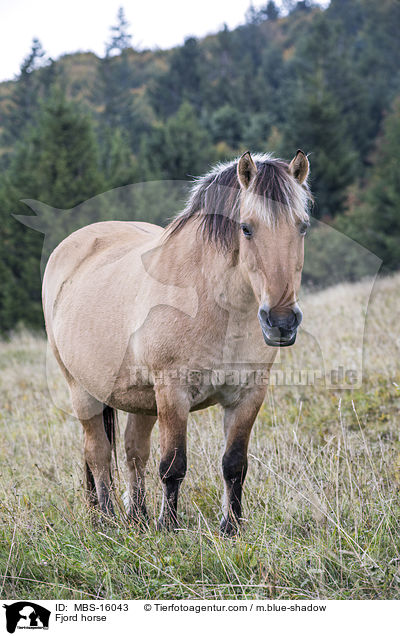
1;272;400;600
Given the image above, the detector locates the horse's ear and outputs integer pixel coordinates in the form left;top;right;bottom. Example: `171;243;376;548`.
289;149;309;184
237;151;257;190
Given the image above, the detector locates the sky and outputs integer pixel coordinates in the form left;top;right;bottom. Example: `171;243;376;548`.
0;0;328;83
0;0;268;82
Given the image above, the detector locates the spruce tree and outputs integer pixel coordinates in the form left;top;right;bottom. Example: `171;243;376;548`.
281;14;358;218
11;87;103;208
101;127;136;188
139;102;214;181
2;38;48;146
105;7;132;56
339;98;400;270
101;8;134;135
149;38;206;118
0;89;104;331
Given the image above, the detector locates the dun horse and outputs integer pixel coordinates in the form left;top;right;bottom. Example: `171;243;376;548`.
42;150;311;535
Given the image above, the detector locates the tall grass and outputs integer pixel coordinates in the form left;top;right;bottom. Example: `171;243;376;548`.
0;274;400;599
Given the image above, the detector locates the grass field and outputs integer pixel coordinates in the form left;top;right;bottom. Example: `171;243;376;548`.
1;273;400;600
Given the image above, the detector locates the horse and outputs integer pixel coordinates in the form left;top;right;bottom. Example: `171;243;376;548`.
42;149;311;535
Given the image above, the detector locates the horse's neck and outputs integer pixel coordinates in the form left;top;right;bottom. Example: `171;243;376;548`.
156;222;257;318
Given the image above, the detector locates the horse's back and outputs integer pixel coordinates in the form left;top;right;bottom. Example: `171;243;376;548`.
45;220;161;278
43;220;162;317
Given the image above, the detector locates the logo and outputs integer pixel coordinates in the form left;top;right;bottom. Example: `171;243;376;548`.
3;603;50;634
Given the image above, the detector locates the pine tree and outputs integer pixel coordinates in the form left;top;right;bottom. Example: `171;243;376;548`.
210;105;245;148
13;88;103;207
100;127;136;187
0;89;104;331
281;13;358;218
266;1;280;20
282;74;356;218
149;37;206;118
101;8;134;132
105;7;132;56
246;1;280;23
139;102;214;181
339;98;400;270
3;38;48;145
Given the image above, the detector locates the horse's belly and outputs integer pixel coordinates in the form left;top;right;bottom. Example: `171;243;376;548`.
108;363;271;415
108;384;158;416
108;374;219;415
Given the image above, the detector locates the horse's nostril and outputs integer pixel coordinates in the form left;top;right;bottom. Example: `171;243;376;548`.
294;306;303;327
287;311;297;329
258;308;270;327
269;308;297;330
259;306;301;333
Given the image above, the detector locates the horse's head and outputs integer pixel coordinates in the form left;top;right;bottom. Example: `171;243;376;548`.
237;150;310;347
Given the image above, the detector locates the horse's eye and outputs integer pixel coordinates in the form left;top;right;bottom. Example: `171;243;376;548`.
299;222;309;236
240;223;253;239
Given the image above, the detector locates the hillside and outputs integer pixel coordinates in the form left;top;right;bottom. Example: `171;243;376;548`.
1;0;399;183
1;0;400;333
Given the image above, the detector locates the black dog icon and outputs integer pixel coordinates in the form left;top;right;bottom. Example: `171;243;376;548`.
3;602;50;633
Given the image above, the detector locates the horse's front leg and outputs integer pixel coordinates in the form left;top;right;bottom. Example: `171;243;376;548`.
155;385;189;530
220;389;266;536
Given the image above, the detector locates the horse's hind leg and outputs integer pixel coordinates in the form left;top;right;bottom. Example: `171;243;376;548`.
125;413;156;522
81;412;115;516
69;384;115;516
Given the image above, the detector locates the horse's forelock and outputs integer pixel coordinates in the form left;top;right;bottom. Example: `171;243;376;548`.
245;159;311;227
167;154;311;249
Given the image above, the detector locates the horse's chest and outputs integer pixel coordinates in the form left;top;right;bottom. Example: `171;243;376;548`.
186;369;262;411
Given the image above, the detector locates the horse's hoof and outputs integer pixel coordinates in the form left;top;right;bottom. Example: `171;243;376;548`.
128;505;149;523
156;517;168;532
220;517;239;537
156;517;179;532
127;511;150;532
100;502;115;518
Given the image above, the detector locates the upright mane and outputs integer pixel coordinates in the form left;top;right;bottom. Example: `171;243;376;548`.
167;153;312;251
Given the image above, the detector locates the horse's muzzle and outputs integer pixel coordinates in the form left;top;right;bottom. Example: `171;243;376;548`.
258;304;302;348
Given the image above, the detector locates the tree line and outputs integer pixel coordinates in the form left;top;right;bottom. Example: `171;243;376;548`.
0;0;399;332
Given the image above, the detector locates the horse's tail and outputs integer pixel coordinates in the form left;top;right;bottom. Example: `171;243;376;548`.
103;404;119;482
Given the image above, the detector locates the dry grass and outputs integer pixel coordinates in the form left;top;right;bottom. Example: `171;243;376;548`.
0;273;400;599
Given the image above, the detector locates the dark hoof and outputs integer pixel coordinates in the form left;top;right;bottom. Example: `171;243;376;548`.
156;517;179;532
99;481;115;517
86;499;114;527
156;517;170;532
127;506;149;528
220;517;239;537
100;500;115;518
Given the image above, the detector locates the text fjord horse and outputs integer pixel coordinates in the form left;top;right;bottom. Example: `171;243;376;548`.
43;150;311;535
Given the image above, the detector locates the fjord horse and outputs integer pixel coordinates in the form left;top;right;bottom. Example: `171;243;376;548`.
42;150;311;535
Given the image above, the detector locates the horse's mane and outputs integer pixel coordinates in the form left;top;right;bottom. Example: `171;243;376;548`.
166;153;312;251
